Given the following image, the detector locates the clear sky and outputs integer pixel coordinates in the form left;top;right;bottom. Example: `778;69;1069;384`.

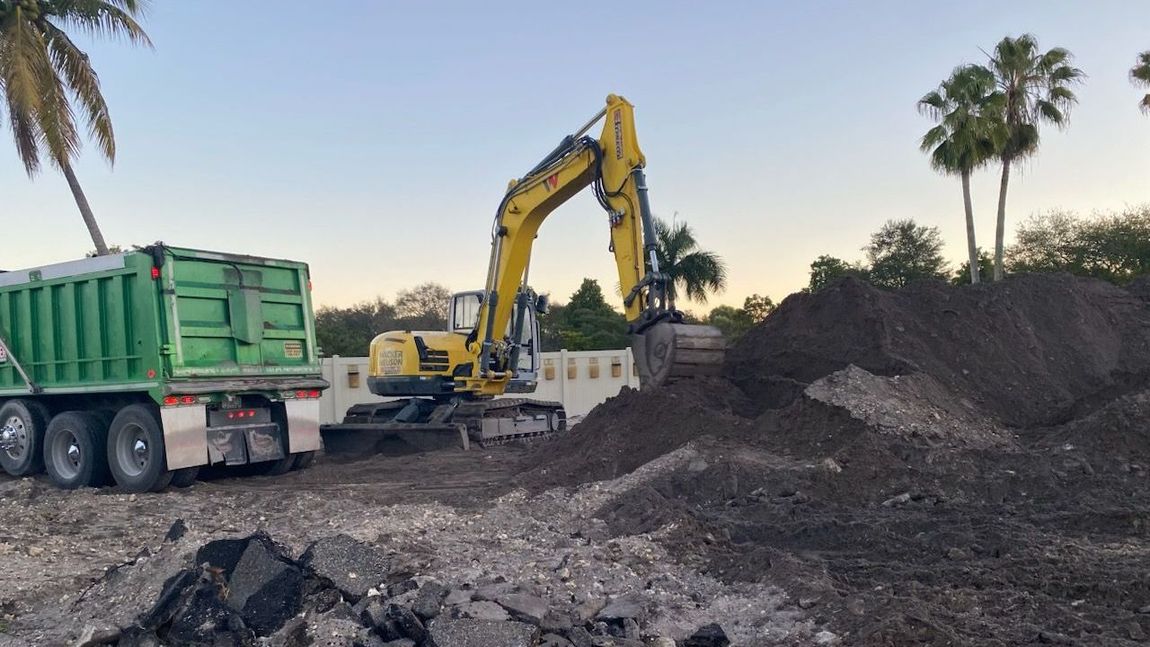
3;1;1148;312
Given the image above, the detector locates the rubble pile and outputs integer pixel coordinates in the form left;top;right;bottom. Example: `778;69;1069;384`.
76;531;735;647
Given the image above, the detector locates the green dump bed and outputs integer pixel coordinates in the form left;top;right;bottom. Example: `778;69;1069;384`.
0;245;321;401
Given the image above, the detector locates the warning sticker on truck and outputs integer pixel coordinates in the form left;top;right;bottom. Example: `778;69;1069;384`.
0;346;6;362
283;341;303;359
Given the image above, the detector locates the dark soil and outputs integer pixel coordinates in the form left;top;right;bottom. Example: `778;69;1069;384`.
729;273;1150;426
527;274;1150;645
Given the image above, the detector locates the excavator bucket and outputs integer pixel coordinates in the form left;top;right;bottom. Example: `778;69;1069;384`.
632;323;727;389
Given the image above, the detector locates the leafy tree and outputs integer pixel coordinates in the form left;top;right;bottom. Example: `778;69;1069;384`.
1008;206;1150;284
1132;51;1150;114
743;294;775;321
653;216;727;309
806;255;868;292
987;34;1084;280
0;0;151;256
539;279;629;351
951;249;994;285
315;298;398;357
537;300;566;352
1007;210;1081;274
865;219;948;289
706;305;754;343
395;282;451;330
919;64;1005;284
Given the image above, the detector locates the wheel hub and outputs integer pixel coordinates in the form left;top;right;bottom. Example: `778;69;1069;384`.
133;438;148;466
1;416;27;456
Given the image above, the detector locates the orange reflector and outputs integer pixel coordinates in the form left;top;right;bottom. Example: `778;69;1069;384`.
296;390;307;398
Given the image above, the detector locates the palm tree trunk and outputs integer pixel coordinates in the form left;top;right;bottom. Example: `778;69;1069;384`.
993;159;1011;281
961;169;979;284
62;163;109;256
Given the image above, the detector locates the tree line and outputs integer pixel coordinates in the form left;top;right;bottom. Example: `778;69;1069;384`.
317;216;771;355
807;205;1150;292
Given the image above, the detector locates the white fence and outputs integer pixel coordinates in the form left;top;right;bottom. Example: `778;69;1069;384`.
318;349;637;424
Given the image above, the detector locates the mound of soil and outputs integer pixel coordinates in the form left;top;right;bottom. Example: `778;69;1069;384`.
728;274;1150;426
525;273;1150;645
522;377;750;490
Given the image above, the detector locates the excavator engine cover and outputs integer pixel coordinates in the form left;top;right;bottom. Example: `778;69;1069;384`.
632;323;726;388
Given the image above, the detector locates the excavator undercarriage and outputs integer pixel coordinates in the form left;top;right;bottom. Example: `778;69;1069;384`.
321;397;566;454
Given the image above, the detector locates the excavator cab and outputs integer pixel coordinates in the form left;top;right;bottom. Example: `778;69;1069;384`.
449;290;542;394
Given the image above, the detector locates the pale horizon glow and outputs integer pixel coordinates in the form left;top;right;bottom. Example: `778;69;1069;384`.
2;1;1148;313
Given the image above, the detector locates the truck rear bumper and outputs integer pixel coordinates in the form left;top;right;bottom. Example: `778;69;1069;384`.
160;399;322;470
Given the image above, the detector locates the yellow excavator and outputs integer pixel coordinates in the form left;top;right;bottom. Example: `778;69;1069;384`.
321;95;725;451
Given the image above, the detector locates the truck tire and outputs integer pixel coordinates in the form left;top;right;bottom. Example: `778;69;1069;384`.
292;451;316;471
0;400;50;477
107;404;173;493
44;412;110;490
260;454;296;476
170;467;199;488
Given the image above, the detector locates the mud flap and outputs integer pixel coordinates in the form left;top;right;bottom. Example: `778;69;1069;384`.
207;423;284;465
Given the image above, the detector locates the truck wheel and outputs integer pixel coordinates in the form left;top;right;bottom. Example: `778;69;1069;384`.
292;451;316;471
108;404;173;493
170;467;199;488
44;412;110;490
261;454;296;476
0;400;50;477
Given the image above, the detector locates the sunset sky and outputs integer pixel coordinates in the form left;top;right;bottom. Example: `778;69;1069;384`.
3;1;1148;313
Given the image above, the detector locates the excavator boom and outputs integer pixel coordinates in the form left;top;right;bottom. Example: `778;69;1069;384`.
465;94;725;393
321;95;724;455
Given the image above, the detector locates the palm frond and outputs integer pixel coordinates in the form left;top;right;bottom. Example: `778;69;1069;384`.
41;21;114;161
45;0;153;47
676;251;727;304
0;11;51;118
4;87;41;173
1132;52;1150;85
34;53;81;166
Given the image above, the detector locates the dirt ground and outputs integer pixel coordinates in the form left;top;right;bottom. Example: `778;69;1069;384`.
2;273;1150;646
0;446;812;646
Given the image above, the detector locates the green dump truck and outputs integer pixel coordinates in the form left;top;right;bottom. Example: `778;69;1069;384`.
0;245;328;492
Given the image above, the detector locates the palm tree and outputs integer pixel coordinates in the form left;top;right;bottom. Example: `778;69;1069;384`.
1132;51;1150;114
653;215;727;309
0;0;151;256
986;34;1084;280
919;64;1005;284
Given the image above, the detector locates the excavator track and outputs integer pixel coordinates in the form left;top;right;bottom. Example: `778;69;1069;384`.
455;398;567;446
320;397;567;455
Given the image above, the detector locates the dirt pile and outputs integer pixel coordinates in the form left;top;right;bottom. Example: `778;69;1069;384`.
525;273;1150;645
522;377;752;488
729;273;1150;426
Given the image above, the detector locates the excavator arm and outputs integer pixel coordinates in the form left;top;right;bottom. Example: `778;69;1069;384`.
463;94;724;394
